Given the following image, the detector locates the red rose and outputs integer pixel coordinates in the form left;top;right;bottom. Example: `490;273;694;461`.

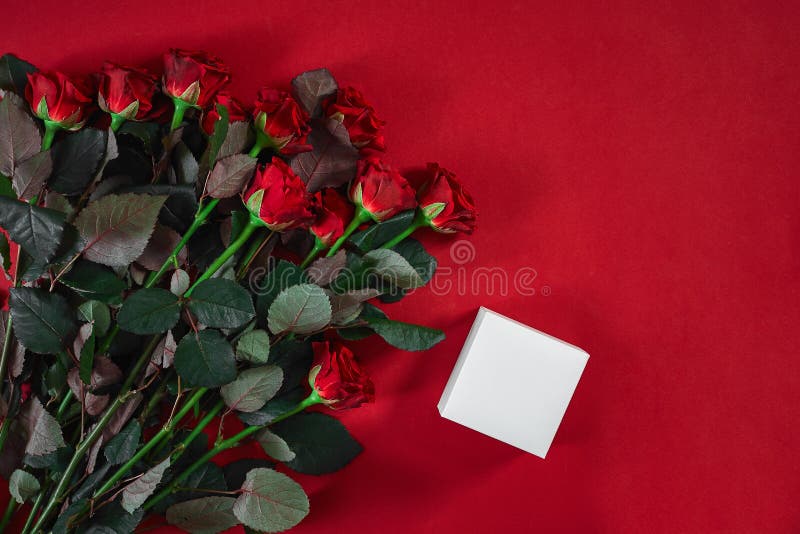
162;49;230;108
97;62;159;121
326;87;386;151
252;88;310;154
350;158;417;222
25;71;93;130
310;189;354;246
202;91;249;135
309;341;374;410
417;163;477;234
243;157;314;231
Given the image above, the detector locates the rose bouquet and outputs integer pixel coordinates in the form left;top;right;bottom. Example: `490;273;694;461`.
0;49;476;533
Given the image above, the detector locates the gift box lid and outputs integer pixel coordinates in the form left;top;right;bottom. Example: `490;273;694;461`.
438;307;589;458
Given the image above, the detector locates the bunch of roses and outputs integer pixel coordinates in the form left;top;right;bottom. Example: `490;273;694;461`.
0;49;476;533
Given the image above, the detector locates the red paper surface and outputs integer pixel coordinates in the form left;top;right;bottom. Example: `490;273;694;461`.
2;1;799;532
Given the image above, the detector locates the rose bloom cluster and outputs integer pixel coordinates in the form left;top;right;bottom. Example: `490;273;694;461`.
13;48;477;411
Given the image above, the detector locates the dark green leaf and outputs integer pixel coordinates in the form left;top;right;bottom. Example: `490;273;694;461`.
49;128;107;195
272;412;363;475
52;497;88;534
104;421;141;465
349;209;415;252
222;458;275;490
235;329;270;364
77;300;111;337
116;184;198;234
238;388;306;426
232;468;309;532
62;260;126;305
117;288;181;335
256;429;295;462
0;196;65;262
0;231;10;271
267;283;331;335
255;260;307;325
391;237;437;283
361;249;424;289
122;457;169;513
0;54;37;94
187;278;255;329
9;287;76;354
74;193;167;268
0;93;40;178
21;398;66;456
117;121;160;154
77;500;143;534
9;469;39;503
173;141;198;184
174;329;237;387
166;496;239;534
220;365;283;413
0;174;14;198
12;149;52;201
205;104;229;165
363;315;445;351
269;340;313;394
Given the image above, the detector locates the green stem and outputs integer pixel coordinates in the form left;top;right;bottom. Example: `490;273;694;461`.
184;218;260;298
41;121;58;151
0;498;16;533
56;389;74;421
0;421;9;459
381;209;428;249
248;130;274;159
145;392;321;511
300;236;328;269
326;207;372;257
20;482;48;534
29;336;159;533
0;313;13;399
96;199;220;355
170;99;190;132
235;229;274;281
145;199;220;288
169;400;224;462
90;388;207;505
109;113;126;133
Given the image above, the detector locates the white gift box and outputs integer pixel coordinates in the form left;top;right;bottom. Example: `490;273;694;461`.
438;307;589;458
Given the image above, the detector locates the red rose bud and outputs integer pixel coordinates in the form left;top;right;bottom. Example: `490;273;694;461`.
309;341;374;410
25;71;93;131
417;163;477;234
97;62;158;120
252;88;310;154
243;157;314;231
310;189;354;246
350;158;417;222
202;91;249;135
162;49;230;108
326;86;386;151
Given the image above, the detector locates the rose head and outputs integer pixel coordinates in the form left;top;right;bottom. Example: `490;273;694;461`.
309;341;374;410
202;91;249;135
25;71;94;130
97;62;159;121
310;188;354;246
326;86;386;152
162;49;230;108
252;88;310;154
417;163;477;234
244;157;314;231
350;158;417;222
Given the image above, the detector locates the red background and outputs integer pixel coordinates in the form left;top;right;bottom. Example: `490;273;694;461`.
2;1;799;532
